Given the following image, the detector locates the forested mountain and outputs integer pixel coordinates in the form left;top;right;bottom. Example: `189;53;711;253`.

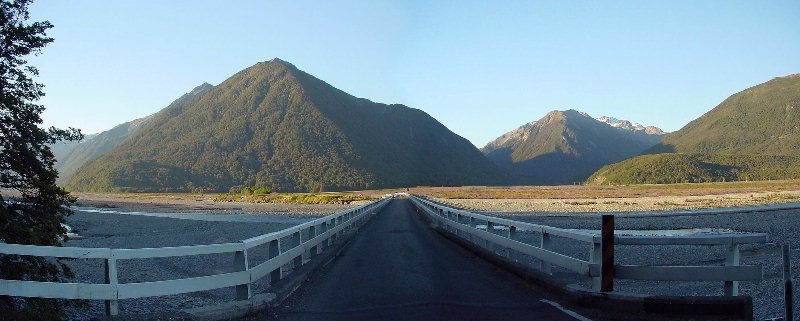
64;59;505;192
51;133;97;161
647;74;800;155
481;110;665;185
52;83;213;183
588;154;800;185
589;74;800;185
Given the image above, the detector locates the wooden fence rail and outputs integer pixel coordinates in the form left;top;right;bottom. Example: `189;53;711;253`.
0;197;390;316
410;195;767;296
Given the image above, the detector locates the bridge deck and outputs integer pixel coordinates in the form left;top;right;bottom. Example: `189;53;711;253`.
274;198;581;320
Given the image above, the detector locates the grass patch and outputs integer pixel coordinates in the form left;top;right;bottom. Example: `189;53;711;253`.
215;192;376;205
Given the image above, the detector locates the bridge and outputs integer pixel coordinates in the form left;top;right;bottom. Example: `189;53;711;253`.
0;195;770;320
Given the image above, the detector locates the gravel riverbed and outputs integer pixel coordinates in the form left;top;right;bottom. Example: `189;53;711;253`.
62;208;324;320
470;206;800;320
60;199;799;320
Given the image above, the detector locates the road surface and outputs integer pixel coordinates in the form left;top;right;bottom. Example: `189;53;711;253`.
274;198;583;320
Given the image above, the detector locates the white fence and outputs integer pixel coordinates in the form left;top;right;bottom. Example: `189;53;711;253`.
410;195;768;296
0;197;390;316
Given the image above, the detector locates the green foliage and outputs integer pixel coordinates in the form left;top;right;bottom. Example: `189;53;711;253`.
214;192;374;204
647;74;800;156
241;186;271;195
590;74;800;186
482;110;665;185
587;153;800;185
51;84;213;184
252;187;271;194
65;59;506;193
0;1;83;318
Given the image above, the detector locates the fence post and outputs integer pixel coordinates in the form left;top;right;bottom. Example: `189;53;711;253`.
104;257;119;316
539;232;552;274
292;231;303;269
234;246;251;300
309;225;318;257
725;243;740;296
439;209;445;231
600;214;615;292
320;222;329;249
470;217;477;244
506;225;517;261
455;213;462;237
485;221;495;251
590;240;601;290
336;216;343;239
269;239;281;283
785;244;793;321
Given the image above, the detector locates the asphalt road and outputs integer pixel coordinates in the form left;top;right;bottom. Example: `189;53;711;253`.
274;198;582;320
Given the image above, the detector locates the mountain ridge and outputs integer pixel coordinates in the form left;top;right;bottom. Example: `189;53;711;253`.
53;83;214;183
64;59;506;192
590;73;800;185
481;109;665;185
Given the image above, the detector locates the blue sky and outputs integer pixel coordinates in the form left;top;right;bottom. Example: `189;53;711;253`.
29;1;800;147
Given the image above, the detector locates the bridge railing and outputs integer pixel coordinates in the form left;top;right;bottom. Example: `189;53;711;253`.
0;197;390;316
409;195;767;296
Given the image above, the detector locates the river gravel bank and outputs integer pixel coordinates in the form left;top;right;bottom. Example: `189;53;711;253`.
62;209;315;320
72;192;356;215
59;199;800;320
441;190;800;213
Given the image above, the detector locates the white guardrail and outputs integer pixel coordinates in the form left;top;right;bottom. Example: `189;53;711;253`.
0;197;390;316
410;195;768;296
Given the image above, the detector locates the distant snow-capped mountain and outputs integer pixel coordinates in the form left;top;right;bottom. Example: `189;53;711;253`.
596;116;664;135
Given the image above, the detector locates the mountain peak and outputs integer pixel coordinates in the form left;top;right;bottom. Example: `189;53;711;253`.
190;83;214;95
596;115;664;134
64;60;505;192
260;58;298;69
481;109;667;184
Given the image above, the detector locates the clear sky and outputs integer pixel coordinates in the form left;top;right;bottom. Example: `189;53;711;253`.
29;0;800;147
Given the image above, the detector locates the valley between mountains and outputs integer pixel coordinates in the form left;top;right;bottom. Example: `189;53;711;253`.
52;59;800;193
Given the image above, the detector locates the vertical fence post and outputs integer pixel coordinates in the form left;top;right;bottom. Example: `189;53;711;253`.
590;240;601;290
485;221;495;251
540;232;552;274
104;257;119;316
785;244;793;321
725;243;740;296
455;213;462;237
506;226;517;261
336;216;343;239
320;222;329;249
600;214;615;292
439;209;445;231
470;217;477;244
309;225;318;257
269;239;282;283
292;231;303;269
234;246;251;300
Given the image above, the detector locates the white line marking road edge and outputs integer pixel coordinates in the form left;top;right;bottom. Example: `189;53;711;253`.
540;299;592;321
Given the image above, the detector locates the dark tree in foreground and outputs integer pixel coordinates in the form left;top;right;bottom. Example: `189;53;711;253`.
1;0;82;319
